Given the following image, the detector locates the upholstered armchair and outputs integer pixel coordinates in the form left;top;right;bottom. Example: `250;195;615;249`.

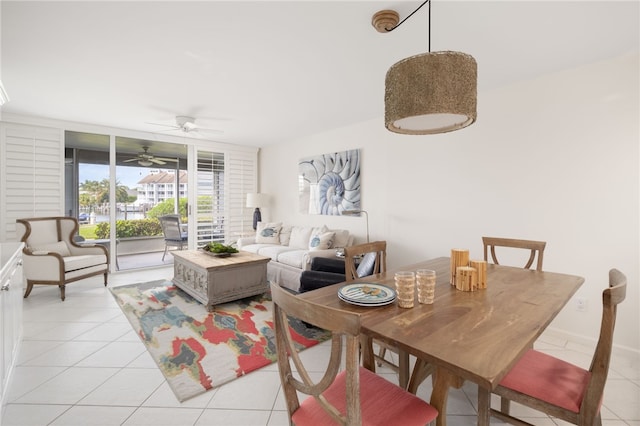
16;216;109;301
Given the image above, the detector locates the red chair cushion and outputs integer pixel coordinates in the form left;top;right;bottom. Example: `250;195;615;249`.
499;349;591;413
292;366;438;425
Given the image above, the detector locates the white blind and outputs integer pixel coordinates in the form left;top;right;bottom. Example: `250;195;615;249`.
0;123;63;241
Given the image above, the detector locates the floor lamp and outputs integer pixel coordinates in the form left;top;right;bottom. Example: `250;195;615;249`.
342;209;369;243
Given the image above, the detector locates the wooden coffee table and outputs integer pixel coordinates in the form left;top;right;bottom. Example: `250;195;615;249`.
171;249;270;311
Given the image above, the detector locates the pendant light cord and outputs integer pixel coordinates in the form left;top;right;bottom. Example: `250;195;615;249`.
384;0;431;52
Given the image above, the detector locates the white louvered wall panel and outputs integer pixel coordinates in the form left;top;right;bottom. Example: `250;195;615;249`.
0;123;63;242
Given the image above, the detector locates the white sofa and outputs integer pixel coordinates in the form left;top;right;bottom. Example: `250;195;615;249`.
237;222;353;292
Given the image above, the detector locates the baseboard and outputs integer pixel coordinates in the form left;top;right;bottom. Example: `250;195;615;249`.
544;326;639;363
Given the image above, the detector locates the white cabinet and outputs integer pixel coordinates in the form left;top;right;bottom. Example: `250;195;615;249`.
0;242;24;416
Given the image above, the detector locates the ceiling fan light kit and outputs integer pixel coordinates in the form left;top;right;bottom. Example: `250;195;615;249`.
374;0;477;135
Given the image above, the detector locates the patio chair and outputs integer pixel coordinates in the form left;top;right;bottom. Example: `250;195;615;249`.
270;281;438;425
489;269;627;426
16;216;109;301
159;214;188;261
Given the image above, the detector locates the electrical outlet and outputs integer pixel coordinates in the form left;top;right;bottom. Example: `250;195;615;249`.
575;297;587;312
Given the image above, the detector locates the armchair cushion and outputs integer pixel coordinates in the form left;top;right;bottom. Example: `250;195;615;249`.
299;270;346;293
31;241;71;257
310;257;345;274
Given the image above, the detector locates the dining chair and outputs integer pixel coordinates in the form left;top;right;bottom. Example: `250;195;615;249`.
489;268;627;426
482;236;547;271
341;242;407;382
270;282;438;426
158;214;188;261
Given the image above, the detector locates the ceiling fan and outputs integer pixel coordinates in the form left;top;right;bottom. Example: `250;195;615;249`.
122;146;179;167
147;115;223;136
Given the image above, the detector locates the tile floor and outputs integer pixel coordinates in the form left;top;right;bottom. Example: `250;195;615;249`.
2;266;638;426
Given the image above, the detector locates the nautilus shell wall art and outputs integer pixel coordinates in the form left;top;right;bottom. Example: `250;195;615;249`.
298;149;361;216
298;149;360;216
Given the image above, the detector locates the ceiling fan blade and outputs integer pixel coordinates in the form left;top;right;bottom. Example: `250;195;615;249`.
150;158;167;165
154;157;180;162
145;121;179;129
194;127;224;134
122;158;138;163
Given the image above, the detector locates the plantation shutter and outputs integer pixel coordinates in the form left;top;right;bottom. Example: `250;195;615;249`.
0;123;64;241
225;150;257;239
195;148;256;247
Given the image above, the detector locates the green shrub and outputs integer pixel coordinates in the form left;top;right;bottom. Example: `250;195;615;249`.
95;218;163;239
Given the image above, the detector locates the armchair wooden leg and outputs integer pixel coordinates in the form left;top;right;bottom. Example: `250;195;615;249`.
23;282;34;298
103;272;108;286
59;285;66;301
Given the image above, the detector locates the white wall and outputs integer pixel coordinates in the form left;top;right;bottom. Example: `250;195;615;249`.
259;53;639;354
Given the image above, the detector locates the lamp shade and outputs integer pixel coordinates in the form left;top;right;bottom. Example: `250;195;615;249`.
246;193;267;208
385;51;477;135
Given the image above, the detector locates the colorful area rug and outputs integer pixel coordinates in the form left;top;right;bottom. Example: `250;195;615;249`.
110;280;330;402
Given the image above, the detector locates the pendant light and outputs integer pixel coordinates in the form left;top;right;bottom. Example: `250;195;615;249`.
373;0;477;135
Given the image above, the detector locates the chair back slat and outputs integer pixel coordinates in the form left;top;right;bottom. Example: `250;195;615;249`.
482;237;546;271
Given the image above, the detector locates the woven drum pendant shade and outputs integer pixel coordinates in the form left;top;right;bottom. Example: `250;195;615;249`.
385;50;477;134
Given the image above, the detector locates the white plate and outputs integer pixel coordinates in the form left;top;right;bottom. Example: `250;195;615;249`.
338;283;396;305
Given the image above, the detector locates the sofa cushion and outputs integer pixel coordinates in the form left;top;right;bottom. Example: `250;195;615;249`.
255;222;282;244
254;245;299;261
31;241;71;257
277;249;309;269
289;226;313;249
309;231;335;251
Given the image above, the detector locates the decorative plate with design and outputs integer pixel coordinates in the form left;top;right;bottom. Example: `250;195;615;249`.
338;283;396;306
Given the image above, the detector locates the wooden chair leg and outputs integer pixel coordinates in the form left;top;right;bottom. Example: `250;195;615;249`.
59;285;66;301
23;282;34;298
103;272;108;286
478;387;491;426
162;245;168;261
500;397;511;415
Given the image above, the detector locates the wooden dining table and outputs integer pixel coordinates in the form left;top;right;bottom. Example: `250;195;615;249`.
299;257;584;426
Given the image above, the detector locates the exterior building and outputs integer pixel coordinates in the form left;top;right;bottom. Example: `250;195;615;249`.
136;170;187;206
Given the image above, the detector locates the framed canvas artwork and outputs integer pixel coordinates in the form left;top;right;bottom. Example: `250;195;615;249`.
298;149;361;215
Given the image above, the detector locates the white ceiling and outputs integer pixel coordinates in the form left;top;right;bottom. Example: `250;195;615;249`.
2;1;638;147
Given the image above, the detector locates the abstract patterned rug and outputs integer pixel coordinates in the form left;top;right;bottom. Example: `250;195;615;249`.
110;280;330;402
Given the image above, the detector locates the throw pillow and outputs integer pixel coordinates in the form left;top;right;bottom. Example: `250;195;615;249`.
31;241;71;257
279;225;292;246
255;222;282;244
289;226;313;249
331;229;351;248
309;231;336;251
